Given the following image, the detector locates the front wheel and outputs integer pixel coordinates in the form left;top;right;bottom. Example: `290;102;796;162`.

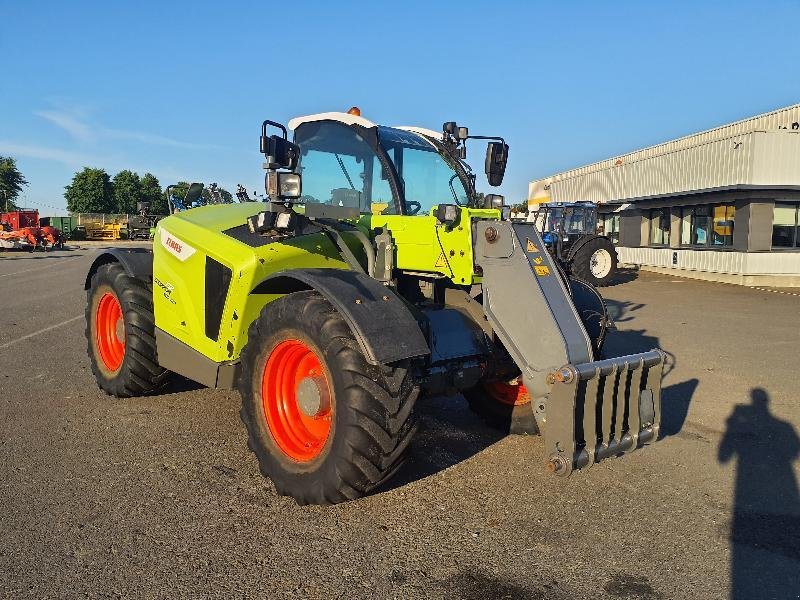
85;262;171;397
238;291;420;505
570;237;618;287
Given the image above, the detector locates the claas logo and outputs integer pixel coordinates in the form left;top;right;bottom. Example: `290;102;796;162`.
166;237;182;253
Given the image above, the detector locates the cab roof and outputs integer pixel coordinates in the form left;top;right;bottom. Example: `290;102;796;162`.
287;112;441;142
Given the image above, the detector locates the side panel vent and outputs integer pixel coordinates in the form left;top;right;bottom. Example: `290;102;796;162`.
205;257;232;341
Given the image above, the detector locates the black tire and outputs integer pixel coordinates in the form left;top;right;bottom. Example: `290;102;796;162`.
238;291;420;505
570;236;618;287
568;276;608;357
85;262;171;397
464;383;539;436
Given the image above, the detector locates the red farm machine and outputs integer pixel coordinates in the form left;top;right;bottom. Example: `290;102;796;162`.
0;209;65;251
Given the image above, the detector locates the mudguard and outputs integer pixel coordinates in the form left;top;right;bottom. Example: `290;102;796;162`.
252;268;430;365
84;248;153;289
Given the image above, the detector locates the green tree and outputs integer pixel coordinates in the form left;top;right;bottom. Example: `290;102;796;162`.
140;173;166;214
0;156;29;211
512;201;528;215
111;170;141;214
64;167;114;213
202;185;233;204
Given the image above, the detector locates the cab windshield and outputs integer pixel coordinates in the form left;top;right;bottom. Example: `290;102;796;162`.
537;206;597;234
378;127;469;214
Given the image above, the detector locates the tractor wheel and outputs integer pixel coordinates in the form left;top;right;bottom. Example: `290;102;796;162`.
238;291;420;505
570;237;618;287
85;262;171;397
464;380;539;435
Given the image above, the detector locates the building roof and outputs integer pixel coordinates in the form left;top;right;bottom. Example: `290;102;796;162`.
530;104;800;204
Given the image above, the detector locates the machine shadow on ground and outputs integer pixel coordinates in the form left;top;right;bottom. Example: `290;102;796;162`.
0;249;82;260
378;393;507;493
604;267;639;287
603;298;697;440
718;388;800;600
385;295;698;492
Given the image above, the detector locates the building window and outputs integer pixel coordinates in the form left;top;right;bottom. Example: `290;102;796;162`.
602;214;620;244
649;208;671;245
680;204;735;248
772;202;799;248
711;204;735;246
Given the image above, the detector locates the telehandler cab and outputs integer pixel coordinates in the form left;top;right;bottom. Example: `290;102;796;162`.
85;109;666;505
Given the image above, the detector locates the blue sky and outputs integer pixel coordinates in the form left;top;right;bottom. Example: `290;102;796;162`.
2;0;799;213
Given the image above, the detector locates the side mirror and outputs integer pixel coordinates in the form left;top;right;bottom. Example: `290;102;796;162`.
261;134;300;170
485;141;508;186
185;182;204;205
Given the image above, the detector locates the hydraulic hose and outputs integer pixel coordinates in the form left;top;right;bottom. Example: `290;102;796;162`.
348;227;376;278
317;219;376;278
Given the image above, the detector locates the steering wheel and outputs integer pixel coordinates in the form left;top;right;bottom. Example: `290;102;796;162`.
405;201;422;215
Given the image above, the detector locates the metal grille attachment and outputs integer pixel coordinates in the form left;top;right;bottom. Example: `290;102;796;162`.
544;349;665;476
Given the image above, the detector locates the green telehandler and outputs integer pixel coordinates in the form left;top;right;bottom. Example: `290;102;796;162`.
84;109;666;505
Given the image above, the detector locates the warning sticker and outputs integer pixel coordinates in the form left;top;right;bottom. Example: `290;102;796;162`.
533;256;543;265
435;252;448;268
534;265;551;276
526;239;539;253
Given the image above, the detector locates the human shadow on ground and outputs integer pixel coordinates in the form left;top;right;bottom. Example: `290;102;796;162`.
718;388;800;600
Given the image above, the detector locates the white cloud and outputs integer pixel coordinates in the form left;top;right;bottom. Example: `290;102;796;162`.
103;128;220;150
0;140;101;167
34;107;223;151
0;140;187;183
34;110;95;143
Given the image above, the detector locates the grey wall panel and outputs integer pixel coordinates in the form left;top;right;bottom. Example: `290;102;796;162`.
619;211;643;247
531;104;800;204
747;201;776;252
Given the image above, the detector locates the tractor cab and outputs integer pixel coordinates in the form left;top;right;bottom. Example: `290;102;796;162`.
280;110;508;217
535;201;599;240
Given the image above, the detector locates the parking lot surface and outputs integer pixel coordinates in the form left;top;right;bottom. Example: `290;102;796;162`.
1;246;798;599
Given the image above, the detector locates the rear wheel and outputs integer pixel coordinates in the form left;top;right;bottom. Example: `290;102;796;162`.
238;291;420;505
465;379;539;435
570;236;618;287
85;262;171;397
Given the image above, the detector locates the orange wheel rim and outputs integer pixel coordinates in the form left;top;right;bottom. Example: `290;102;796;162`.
483;380;531;406
261;339;333;462
96;292;125;372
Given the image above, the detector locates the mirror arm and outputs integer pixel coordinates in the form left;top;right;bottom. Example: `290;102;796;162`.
465;135;505;145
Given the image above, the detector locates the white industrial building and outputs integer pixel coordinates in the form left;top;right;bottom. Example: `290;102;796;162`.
529;104;800;286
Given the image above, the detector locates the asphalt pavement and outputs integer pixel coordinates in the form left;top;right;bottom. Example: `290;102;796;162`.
1;246;798;599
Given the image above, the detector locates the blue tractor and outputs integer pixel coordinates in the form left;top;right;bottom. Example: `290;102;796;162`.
534;201;618;286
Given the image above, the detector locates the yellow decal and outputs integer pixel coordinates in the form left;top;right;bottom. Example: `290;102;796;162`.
534;265;551;276
533;256;543;265
526;238;539;253
435;252;448;268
